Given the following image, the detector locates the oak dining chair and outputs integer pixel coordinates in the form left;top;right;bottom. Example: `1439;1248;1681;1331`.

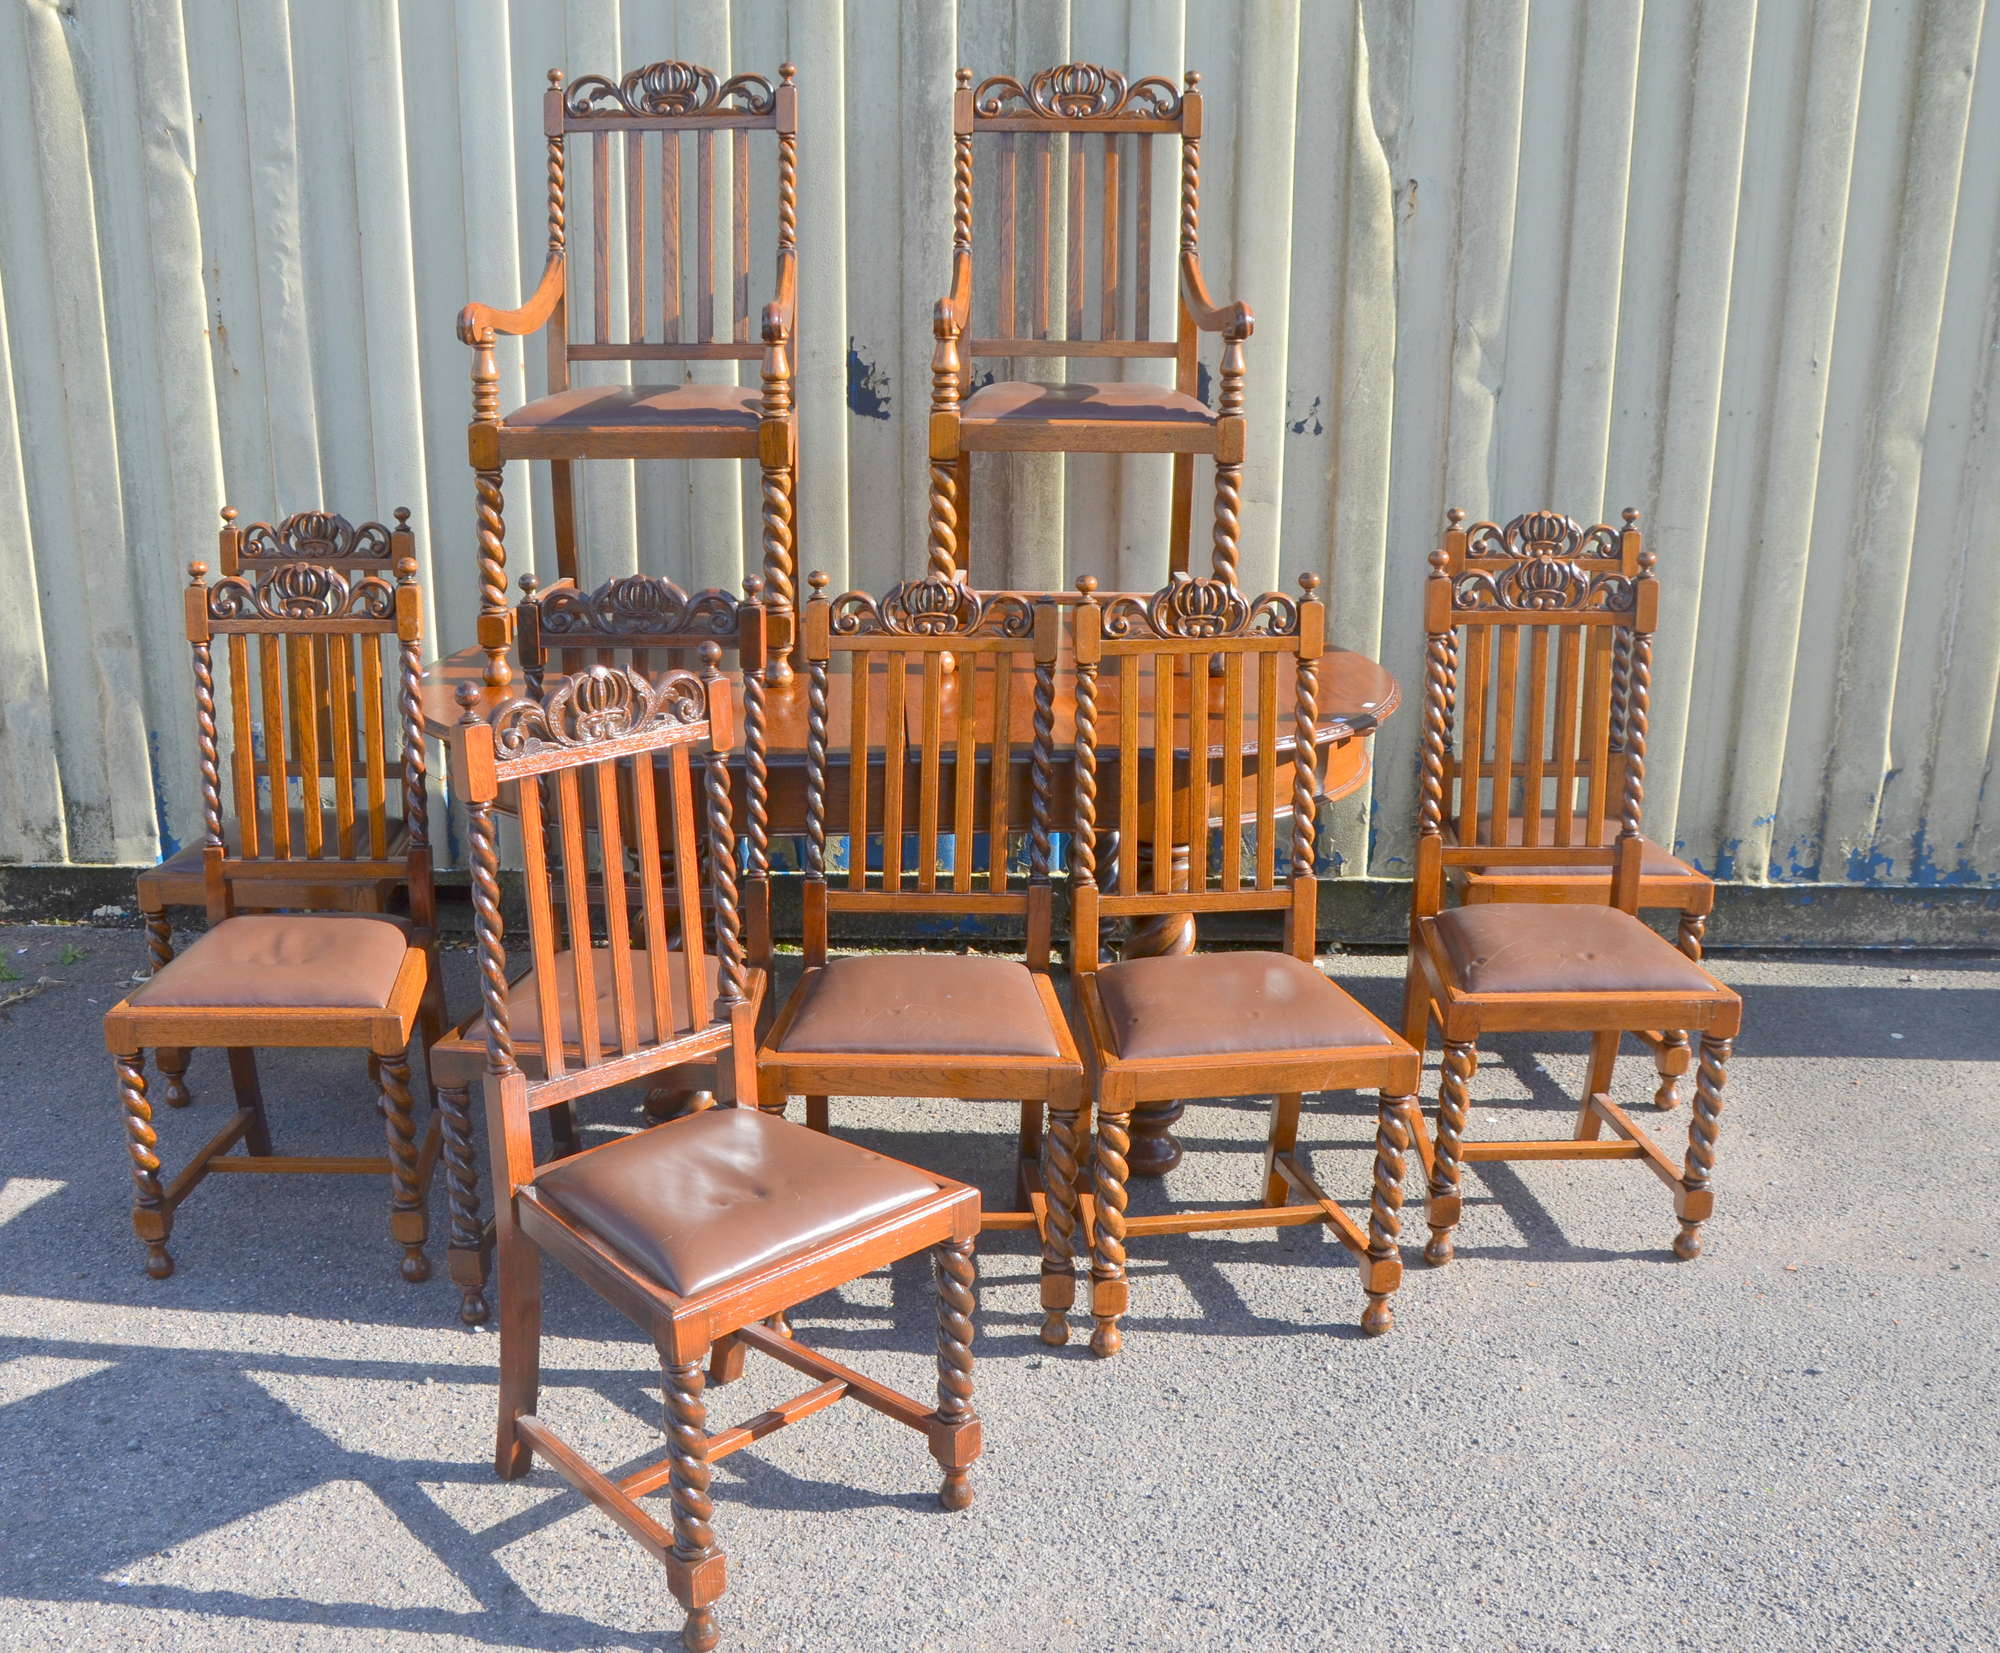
136;507;427;1084
754;573;1090;1347
102;559;444;1284
441;655;981;1653
1401;510;1743;1270
459;59;800;686
1068;573;1420;1353
1436;510;1718;1108
927;64;1251;587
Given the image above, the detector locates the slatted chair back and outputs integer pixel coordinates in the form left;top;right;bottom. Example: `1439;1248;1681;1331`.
954;64;1202;372
798;572;1063;969
184;558;431;928
218;506;414;576
516;573;741;696
1070;573;1324;975
451;657;746;1187
545;59;797;379
1412;508;1660;923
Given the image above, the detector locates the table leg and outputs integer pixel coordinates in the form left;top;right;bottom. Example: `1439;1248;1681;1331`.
1119;842;1194;1177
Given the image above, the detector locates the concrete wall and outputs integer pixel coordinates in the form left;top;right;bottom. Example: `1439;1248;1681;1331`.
1;0;1996;894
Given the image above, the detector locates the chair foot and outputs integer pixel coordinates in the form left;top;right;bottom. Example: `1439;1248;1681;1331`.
1039;1314;1071;1348
400;1248;432;1284
1673;1222;1703;1260
1089;1321;1123;1359
158;1049;193;1109
680;1607;720;1653
144;1242;175;1280
939;1469;974;1511
1423;1233;1455;1268
1361;1294;1395;1336
458;1288;490;1326
496;1431;534;1481
1653;1074;1682;1110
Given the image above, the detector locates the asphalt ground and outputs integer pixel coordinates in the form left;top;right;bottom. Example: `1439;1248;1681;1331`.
0;923;1995;1652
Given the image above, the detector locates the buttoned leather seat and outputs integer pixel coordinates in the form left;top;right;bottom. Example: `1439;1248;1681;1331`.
958;379;1213;429
772;953;1063;1059
127;914;412;1010
1429;903;1717;996
532;1105;949;1298
1094;951;1398;1060
504;384;763;432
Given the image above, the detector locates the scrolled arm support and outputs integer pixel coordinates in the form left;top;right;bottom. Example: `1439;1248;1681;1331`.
1179;252;1252;338
457;254;567;346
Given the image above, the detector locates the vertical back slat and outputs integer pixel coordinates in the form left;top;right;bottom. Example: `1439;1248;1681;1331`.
1552;625;1583;845
1520;625;1550;844
1220;650;1243;890
1066;135;1086;340
592;131;611;344
259;635;290;857
327;633;356;857
1100;133;1120;339
624;129;646;342
1456;626;1490;845
661;131;682;341
952;656;978;893
1255;651;1278;887
1151;652;1175;891
592;758;639;1056
1582;626;1614;846
227;633;257;857
629;748;675;1042
292;636;323;857
917;651;943;891
848;658;871;890
515;779;566;1080
362;633;388;859
668;744;708;1031
554;767;601;1069
882;652;907;890
988;655;1013;892
998;132;1018;338
732;128;751;342
1134;134;1153;338
1187;648;1210;888
1033;133;1051;339
1488;626;1520;841
697;128;715;342
1118;654;1140;894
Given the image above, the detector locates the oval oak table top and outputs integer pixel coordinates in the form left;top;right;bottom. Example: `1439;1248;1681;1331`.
420;643;1402;827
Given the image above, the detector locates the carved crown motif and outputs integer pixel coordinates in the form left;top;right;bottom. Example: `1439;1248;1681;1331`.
826;574;1034;639
972;64;1183;121
208;563;397;621
490;665;708;759
532;576;738;639
1101;574;1300;640
1452;510;1636;613
564;60;775;118
1463;510;1622;563
240;511;395;563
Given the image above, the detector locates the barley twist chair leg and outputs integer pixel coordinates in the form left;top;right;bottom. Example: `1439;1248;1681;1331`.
931;1237;978;1511
379;1053;430;1283
118;1051;174;1279
1674;1034;1731;1260
1089;1108;1133;1358
1362;1093;1413;1335
439;1083;487;1324
143;909;175;975
663;1357;725;1653
1656;911;1709;1110
475;465;512;687
1038;1106;1084;1347
1425;1040;1477;1267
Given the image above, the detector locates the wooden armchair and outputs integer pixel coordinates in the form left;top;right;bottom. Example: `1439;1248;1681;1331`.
1400;513;1743;1270
928;64;1251;586
1069;574;1420;1354
441;658;981;1653
754;573;1089;1347
102;559;445;1284
459;60;799;688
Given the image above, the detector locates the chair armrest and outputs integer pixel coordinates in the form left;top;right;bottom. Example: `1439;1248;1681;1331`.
933;246;973;337
1179;252;1253;339
762;248;798;343
457;255;566;345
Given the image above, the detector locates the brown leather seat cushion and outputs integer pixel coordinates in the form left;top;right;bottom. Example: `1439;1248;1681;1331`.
533;1106;946;1298
960;379;1213;425
504;384;762;429
128;915;410;1009
1430;903;1717;995
143;813;409;883
1456;821;1697;881
773;954;1062;1059
507;947;694;1047
1095;951;1396;1060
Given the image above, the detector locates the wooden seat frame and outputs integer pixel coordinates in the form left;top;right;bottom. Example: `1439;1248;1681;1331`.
1069;573;1420;1353
1400;511;1744;1269
459;59;800;688
928;64;1252;587
103;559;445;1284
444;657;980;1653
754;573;1090;1346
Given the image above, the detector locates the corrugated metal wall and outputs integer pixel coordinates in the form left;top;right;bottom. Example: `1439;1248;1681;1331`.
2;0;1996;888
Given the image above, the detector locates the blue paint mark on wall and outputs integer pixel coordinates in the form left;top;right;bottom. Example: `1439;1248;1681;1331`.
146;729;180;861
847;342;891;420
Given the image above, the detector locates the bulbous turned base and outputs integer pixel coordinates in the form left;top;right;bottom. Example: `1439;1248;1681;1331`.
1653;1076;1682;1110
161;1075;193;1109
1672;1224;1703;1260
1423;1233;1455;1268
643;1088;713;1123
938;1470;974;1511
1089;1322;1122;1359
1360;1296;1396;1337
458;1291;490;1327
144;1244;175;1280
1038;1313;1070;1347
681;1606;720;1653
400;1249;432;1283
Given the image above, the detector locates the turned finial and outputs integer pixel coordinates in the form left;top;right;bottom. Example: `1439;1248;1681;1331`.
743;573;763;599
394;506;411;528
219;506;237;526
1446;506;1465;527
1075;574;1099;600
547;68;563;87
1299;570;1321;596
187;560;207;583
956;66;973;88
1623;506;1641;527
1428;543;1449;572
699;640;723;673
1185;69;1201;89
518;572;539;598
781;63;797;85
1639;548;1657;575
455;682;482;724
807;570;830;596
395;557;419;583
